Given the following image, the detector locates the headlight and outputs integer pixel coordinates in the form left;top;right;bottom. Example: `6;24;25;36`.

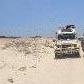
75;48;79;50
76;49;79;51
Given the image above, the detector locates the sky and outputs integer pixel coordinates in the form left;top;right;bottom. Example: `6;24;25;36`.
0;0;84;37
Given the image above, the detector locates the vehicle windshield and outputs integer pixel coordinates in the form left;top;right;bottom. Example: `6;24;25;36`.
58;34;75;40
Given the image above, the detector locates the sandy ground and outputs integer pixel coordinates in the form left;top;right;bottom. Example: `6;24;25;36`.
0;38;84;84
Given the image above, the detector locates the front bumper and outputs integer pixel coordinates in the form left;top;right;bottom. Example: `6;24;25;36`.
55;49;80;58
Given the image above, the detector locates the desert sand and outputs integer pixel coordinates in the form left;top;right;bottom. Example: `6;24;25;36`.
0;38;84;84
